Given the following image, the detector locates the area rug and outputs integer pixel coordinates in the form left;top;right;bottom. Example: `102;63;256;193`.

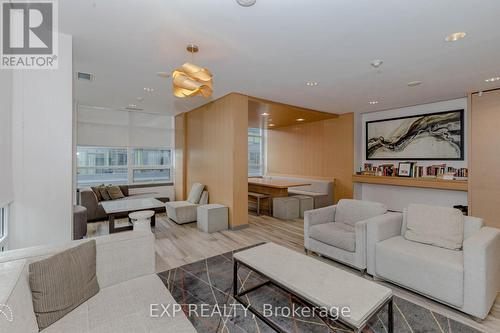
158;245;481;333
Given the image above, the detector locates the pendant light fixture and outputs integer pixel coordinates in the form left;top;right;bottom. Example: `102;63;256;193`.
172;44;213;98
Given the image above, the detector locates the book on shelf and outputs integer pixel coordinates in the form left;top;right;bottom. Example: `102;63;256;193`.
360;163;468;180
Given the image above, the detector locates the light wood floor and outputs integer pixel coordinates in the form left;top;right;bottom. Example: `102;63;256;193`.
87;213;500;333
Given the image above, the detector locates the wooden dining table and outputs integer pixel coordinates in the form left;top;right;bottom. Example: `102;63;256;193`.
248;178;311;214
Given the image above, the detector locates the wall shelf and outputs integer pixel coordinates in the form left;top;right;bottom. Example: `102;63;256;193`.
352;174;468;192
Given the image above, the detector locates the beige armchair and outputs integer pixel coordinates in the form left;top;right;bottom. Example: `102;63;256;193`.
166;183;208;224
304;199;397;273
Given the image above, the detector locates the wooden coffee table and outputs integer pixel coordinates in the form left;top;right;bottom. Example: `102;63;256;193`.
100;198;165;234
233;243;393;333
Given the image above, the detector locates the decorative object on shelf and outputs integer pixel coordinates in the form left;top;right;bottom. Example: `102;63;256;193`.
398;162;413;177
172;44;213;98
366;109;464;160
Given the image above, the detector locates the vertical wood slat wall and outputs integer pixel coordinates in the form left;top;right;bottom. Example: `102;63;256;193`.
469;89;500;228
266;113;355;202
174;93;249;228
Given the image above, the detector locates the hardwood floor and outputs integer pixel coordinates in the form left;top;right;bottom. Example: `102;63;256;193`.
87;213;500;333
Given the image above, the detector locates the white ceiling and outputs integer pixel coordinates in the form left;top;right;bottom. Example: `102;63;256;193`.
60;0;500;115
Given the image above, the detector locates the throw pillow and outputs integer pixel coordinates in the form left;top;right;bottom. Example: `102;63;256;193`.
91;186;103;201
404;204;464;250
29;240;100;330
107;186;125;200
99;187;111;201
187;183;205;204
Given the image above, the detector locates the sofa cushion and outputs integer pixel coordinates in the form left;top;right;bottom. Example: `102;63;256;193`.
91;186;103;202
166;201;198;224
187;183;205;204
29;240;100;330
405;204;464;250
308;222;356;252
107;186;125;200
41;274;196;333
375;236;464;307
99;187;111;201
335;199;387;227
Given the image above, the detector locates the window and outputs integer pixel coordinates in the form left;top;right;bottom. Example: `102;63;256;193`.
131;148;172;183
77;146;172;187
248;128;265;176
77;147;128;187
0;206;8;252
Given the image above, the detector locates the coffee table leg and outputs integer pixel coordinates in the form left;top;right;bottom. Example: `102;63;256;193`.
233;260;238;296
109;214;116;234
388;298;394;333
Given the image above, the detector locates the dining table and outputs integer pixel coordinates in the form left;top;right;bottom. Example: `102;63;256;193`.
248;177;311;214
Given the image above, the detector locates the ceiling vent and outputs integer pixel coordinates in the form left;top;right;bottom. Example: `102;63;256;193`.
77;72;94;81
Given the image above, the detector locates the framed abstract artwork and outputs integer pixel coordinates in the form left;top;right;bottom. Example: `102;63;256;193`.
366;109;464;160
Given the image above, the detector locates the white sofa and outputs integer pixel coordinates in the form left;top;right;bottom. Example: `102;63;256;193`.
166;183;208;224
0;231;196;333
263;175;334;208
367;206;500;320
304;199;399;272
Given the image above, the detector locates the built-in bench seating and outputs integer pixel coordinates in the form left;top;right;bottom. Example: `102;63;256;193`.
262;175;334;208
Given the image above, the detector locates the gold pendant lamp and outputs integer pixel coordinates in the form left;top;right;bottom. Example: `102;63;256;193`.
172;44;213;98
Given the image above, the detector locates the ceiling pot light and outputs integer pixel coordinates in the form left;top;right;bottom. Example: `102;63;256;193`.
306;81;318;86
445;32;466;42
370;59;383;68
296;118;305;122
268;124;275;127
128;104;137;108
485;77;500;83
369;101;379;105
236;0;256;7
408;81;422;87
144;87;155;92
261;113;270;116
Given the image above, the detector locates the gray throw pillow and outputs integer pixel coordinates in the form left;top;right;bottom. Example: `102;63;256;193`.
187;183;205;204
29;240;100;330
99;187;111;201
107;186;125;200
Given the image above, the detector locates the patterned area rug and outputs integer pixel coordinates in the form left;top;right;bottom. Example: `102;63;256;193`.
158;246;481;333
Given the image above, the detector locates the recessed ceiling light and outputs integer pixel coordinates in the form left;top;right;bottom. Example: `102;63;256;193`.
408;81;422;87
128;104;137;108
144;87;155;92
370;59;383;68
296;118;305;122
236;0;256;7
306;81;318;87
369;101;379;105
157;71;170;78
485;77;500;83
445;32;466;42
268;124;275;127
261;113;270;116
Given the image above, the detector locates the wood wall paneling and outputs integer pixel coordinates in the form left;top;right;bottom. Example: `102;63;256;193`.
174;114;186;200
469;89;500;227
184;93;248;228
267;113;355;202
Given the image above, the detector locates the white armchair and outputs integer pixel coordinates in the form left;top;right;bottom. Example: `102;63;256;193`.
166;183;208;224
367;204;500;320
304;199;394;273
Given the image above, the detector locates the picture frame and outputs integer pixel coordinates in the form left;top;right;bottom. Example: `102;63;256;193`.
398;162;413;177
366;109;464;160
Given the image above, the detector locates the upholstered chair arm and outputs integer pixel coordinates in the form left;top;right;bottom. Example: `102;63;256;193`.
304;205;336;237
354;220;368;267
462;227;500;319
366;212;403;275
80;187;98;221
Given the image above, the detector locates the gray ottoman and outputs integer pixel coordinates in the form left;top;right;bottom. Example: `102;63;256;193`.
292;195;314;218
73;205;87;240
197;204;229;233
273;197;299;220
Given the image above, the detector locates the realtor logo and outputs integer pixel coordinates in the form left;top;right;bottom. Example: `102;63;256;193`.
1;0;58;69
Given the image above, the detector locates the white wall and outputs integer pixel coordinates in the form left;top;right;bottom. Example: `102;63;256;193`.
354;98;468;211
10;34;73;249
0;70;13;208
